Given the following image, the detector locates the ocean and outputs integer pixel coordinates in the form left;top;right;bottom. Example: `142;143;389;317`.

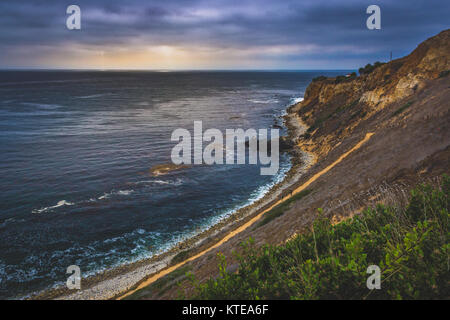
0;70;345;298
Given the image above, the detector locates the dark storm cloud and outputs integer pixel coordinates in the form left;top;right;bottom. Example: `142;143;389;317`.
0;0;448;68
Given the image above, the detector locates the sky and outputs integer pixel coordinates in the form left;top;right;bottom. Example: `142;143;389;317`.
0;0;448;70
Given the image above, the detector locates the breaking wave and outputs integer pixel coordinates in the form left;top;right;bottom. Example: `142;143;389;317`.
32;200;74;214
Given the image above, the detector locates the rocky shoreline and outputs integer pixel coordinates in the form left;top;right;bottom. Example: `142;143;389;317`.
30;102;315;300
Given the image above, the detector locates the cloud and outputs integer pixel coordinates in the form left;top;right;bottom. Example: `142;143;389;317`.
0;0;448;69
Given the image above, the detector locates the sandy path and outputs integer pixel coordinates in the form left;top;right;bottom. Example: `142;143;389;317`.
118;132;374;299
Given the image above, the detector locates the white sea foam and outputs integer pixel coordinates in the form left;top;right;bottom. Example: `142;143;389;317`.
117;190;134;196
132;178;184;186
291;97;304;104
77;93;112;99
32;200;74;214
152;179;184;186
98;189;135;200
98;193;109;200
248;98;279;104
32;188;138;213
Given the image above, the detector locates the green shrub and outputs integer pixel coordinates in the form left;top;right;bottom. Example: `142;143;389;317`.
334;73;357;84
359;61;385;75
312;75;327;82
190;176;449;300
334;75;347;84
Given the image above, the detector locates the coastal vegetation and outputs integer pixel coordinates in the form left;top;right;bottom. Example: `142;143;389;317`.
359;61;385;75
188;177;449;299
312;72;357;84
312;61;385;85
334;72;357;84
312;75;327;82
310;61;384;85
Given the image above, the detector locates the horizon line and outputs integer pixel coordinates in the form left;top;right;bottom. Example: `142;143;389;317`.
0;68;357;72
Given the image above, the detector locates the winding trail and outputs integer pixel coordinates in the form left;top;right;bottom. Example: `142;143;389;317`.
118;132;374;300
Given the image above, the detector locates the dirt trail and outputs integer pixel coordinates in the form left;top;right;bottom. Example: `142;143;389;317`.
118;132;374;300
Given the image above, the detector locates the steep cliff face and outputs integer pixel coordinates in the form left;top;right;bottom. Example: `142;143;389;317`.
360;29;450;107
303;29;449;109
293;29;450;158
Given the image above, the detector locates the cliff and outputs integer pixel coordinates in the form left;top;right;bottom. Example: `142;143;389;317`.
293;29;450;158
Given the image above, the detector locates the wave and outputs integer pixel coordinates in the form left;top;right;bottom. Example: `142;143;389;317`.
32;200;74;214
31;189;137;214
290;97;304;104
98;189;135;200
248;98;279;104
76;93;112;99
131;178;184;187
21;102;63;110
31;181;180;214
152;178;184;186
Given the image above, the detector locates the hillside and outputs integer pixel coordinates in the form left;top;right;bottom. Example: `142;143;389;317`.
190;178;449;299
127;30;450;300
